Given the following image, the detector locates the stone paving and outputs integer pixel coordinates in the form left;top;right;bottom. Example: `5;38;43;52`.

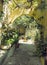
0;49;7;64
2;44;42;65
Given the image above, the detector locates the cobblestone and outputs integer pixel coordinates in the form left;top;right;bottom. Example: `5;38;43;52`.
0;49;7;64
2;44;41;65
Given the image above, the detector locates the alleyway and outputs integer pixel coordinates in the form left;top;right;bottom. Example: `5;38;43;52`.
2;44;41;65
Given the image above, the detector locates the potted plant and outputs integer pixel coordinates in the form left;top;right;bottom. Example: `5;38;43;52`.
1;25;19;49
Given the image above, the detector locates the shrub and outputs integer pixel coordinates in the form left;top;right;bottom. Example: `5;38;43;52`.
1;27;19;46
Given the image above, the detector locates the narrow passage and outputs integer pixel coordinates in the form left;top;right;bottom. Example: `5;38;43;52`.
2;44;41;65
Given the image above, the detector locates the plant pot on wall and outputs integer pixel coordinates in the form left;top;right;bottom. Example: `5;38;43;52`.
0;38;14;50
0;44;11;50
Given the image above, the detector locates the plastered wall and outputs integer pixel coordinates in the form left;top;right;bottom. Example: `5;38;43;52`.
0;1;3;12
2;0;47;40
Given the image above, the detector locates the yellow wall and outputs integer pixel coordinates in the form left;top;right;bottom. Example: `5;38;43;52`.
44;0;47;39
32;7;45;39
29;0;47;39
5;0;47;39
0;1;3;12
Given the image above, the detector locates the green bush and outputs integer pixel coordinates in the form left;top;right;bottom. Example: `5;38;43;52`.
1;28;19;45
35;25;45;56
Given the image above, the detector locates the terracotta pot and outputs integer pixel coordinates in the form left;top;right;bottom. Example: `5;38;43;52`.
0;44;11;50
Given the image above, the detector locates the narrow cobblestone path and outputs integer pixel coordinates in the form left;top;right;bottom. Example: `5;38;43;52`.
2;44;41;65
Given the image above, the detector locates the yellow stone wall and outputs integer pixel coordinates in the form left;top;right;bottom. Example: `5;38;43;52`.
33;0;47;39
0;1;3;12
44;0;47;39
29;0;47;39
4;0;47;39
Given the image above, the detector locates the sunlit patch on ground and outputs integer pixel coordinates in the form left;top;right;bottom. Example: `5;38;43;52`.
0;50;6;58
18;39;34;44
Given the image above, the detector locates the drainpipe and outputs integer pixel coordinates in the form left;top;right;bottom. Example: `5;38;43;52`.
0;22;2;45
45;47;47;65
